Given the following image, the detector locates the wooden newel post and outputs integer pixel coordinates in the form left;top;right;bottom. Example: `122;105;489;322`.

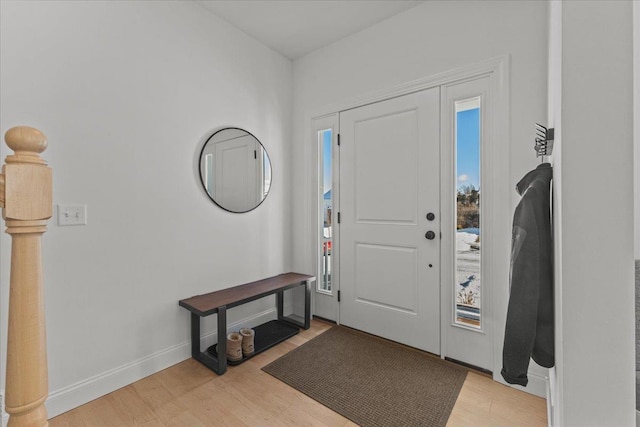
0;127;52;427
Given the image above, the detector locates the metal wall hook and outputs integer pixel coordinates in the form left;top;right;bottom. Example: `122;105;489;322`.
534;123;555;162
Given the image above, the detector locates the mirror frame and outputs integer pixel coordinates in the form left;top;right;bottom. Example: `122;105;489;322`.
198;127;272;213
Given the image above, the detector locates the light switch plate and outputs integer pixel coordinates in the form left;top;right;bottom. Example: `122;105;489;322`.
58;204;87;226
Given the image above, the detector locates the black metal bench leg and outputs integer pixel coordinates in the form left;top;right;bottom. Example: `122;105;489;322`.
216;306;228;374
276;282;311;330
277;291;284;319
190;310;227;375
191;313;201;355
304;279;311;329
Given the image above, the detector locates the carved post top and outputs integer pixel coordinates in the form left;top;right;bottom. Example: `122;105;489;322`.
4;126;48;166
1;126;52;224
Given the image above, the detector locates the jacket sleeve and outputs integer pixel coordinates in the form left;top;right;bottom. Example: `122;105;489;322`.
501;194;541;386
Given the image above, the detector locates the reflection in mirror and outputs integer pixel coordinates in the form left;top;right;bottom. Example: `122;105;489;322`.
199;128;272;213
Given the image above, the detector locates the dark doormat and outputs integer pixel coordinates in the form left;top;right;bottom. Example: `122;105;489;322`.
262;326;468;427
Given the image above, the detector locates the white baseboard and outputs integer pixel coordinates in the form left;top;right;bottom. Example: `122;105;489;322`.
493;369;548;400
524;370;548;399
45;308;277;419
1;391;5;427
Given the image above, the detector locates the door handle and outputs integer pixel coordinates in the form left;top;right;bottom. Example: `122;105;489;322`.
425;231;436;240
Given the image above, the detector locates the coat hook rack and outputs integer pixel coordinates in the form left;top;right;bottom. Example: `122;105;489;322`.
534;123;554;162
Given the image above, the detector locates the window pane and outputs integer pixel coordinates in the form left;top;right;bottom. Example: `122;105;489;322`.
454;98;481;328
319;129;332;292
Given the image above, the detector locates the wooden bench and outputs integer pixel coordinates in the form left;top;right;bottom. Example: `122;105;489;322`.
179;272;315;375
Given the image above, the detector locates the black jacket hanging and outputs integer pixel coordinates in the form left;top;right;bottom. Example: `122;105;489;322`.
501;163;554;386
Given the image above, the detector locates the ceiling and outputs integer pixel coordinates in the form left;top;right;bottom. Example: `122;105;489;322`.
196;1;425;60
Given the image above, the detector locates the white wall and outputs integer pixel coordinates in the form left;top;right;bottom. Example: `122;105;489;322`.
635;1;640;260
291;0;549;388
558;1;635;425
0;0;292;417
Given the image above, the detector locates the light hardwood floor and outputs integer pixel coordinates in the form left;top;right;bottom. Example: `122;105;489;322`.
50;320;547;426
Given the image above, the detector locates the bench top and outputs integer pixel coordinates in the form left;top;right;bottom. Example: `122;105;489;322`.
179;272;315;316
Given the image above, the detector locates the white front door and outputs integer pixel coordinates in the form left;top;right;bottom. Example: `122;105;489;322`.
339;88;441;354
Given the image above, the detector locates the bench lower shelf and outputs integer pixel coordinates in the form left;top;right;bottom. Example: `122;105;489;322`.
207;319;299;366
181;274;313;375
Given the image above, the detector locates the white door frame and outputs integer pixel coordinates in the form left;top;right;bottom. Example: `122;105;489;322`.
440;75;494;371
305;55;511;384
311;114;340;322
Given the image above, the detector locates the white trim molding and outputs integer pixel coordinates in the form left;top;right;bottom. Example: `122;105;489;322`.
308;55;510;121
548;1;563;425
1;391;5;427
44;308;277;419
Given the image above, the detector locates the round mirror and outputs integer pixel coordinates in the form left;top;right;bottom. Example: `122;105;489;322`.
199;128;272;213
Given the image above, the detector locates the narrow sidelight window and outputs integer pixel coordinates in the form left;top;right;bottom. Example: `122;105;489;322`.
318;129;333;293
454;97;481;329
